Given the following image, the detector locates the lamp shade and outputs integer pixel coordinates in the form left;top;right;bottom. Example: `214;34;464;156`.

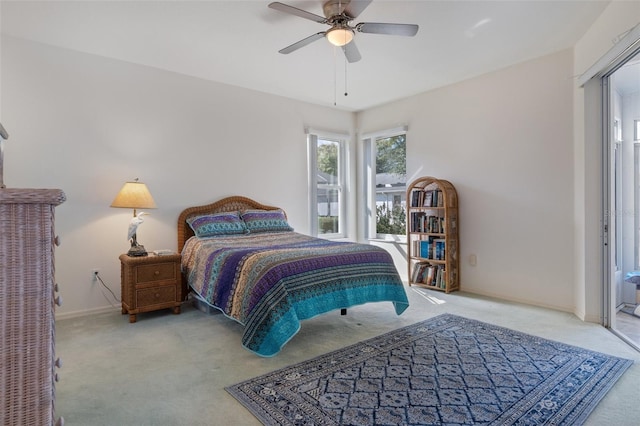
110;181;157;210
326;27;354;47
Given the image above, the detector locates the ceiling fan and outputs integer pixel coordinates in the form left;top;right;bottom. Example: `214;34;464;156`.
268;0;419;63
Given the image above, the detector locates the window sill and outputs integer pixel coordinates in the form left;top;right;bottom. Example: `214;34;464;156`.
369;234;407;243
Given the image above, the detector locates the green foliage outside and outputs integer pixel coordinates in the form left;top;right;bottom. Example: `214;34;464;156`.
376;135;406;176
319;216;339;234
317;141;339;233
376;135;407;235
376;204;406;235
317;142;338;179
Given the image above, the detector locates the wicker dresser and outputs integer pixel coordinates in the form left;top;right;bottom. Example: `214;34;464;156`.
0;188;66;426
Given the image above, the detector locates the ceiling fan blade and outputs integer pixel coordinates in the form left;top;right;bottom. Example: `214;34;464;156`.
356;22;419;37
342;41;362;63
268;2;327;24
343;0;373;19
278;32;326;54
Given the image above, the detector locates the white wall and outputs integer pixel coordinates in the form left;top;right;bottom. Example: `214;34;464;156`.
1;36;355;316
357;50;576;312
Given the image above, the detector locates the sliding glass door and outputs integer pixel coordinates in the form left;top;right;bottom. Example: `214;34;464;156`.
605;50;640;349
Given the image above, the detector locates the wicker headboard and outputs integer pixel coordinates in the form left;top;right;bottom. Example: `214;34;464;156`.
177;195;283;253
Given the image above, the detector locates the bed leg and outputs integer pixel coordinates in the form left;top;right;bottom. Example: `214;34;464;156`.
341;308;347;315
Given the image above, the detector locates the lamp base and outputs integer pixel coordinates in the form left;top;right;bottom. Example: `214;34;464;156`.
127;244;148;257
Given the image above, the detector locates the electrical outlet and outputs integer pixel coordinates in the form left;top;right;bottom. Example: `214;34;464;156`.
91;269;100;282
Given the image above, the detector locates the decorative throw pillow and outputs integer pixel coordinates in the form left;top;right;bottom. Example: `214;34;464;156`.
187;212;247;237
241;209;293;233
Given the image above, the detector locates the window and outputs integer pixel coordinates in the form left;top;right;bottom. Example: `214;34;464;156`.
363;127;407;239
307;131;346;238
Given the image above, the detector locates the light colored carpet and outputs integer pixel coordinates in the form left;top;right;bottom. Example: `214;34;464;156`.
55;288;640;425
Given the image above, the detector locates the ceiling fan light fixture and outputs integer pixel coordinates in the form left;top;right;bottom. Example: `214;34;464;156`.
326;26;354;47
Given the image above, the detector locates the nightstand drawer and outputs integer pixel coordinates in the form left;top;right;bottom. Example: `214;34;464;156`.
136;285;176;308
120;253;182;323
135;262;177;283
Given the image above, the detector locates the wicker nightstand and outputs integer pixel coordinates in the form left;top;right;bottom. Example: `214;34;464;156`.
119;253;182;323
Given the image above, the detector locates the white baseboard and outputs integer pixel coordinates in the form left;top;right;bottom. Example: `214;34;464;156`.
55;305;120;320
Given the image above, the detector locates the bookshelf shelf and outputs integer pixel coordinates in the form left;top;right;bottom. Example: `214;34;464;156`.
406;176;459;293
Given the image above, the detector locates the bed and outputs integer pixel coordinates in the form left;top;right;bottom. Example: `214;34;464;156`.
177;196;409;357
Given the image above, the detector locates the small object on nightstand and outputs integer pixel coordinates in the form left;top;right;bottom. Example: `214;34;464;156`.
119;253;182;323
152;249;175;256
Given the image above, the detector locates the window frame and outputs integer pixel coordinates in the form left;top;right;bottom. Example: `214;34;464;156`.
635;143;640;270
362;126;408;241
307;130;347;239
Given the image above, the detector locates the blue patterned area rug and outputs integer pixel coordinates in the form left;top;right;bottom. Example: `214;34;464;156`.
226;314;633;425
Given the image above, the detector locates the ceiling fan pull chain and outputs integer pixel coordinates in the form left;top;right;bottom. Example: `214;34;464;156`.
334;46;338;106
344;54;348;97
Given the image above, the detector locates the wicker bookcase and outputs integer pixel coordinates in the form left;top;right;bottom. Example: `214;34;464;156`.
0;188;66;426
406;177;459;293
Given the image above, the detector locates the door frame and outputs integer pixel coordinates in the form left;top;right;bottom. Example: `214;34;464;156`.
599;48;640;346
580;27;640;334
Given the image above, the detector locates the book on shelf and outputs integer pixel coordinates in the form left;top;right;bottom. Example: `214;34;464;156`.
423;265;436;285
426;215;444;233
410;212;425;233
413;237;445;261
419;239;431;258
423;191;432;207
433;238;446;260
411;259;447;287
425;216;432;233
410;189;445;209
411;190;424;207
412;189;439;208
411;261;429;283
436;266;446;288
417;263;431;285
417;189;443;207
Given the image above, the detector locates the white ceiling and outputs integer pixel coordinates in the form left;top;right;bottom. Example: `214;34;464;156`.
1;0;613;111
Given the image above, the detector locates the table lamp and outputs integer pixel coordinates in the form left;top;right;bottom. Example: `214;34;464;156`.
110;178;157;256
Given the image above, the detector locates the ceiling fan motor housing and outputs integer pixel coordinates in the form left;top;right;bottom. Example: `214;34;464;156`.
323;0;352;19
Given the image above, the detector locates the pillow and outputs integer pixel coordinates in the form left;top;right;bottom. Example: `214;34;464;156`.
187;211;247;238
241;209;293;233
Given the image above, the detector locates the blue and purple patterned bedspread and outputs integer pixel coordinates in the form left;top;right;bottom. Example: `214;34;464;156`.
181;231;409;356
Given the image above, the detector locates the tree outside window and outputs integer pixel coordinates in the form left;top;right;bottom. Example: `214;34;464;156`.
316;140;341;234
305;132;347;238
375;134;406;235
